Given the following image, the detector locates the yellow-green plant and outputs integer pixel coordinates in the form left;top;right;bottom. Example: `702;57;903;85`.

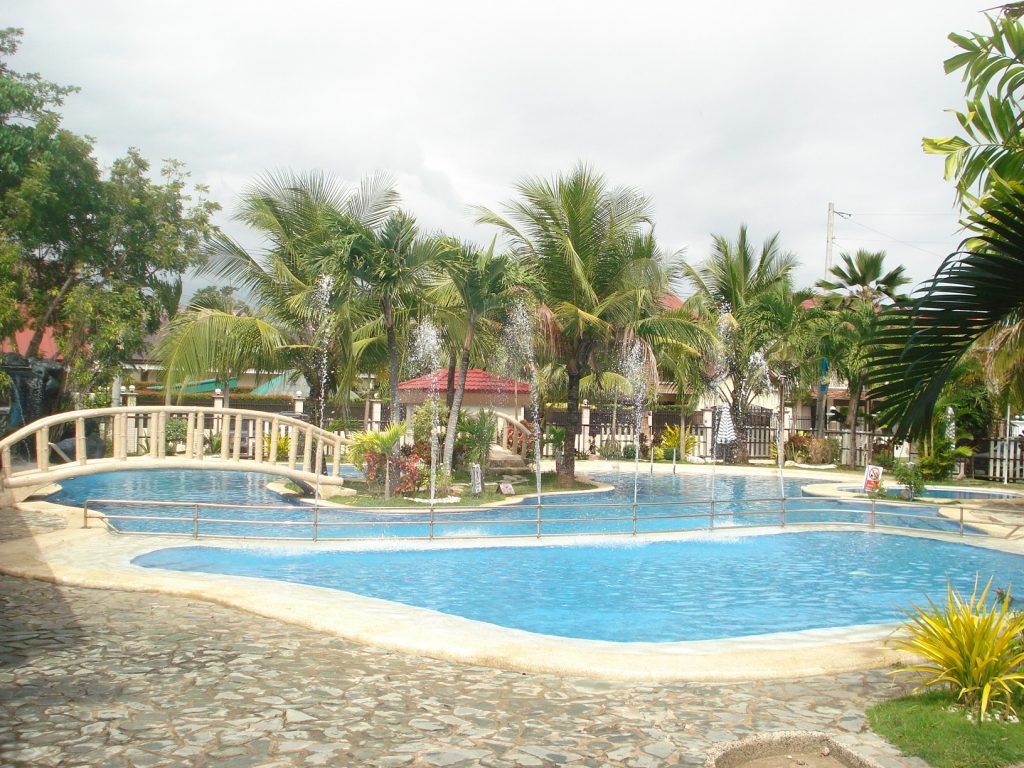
891;579;1024;722
262;434;290;460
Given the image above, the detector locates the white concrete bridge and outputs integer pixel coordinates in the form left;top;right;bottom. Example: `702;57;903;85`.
0;405;350;503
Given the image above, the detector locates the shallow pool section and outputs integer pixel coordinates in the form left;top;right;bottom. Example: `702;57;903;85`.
133;531;1024;642
53;469;976;538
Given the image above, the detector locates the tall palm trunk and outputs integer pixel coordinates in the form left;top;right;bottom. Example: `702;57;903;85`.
442;326;474;473
562;366;581;486
845;381;861;467
383;297;400;497
560;342;591;486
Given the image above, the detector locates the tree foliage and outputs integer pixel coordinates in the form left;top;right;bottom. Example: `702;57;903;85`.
0;28;219;398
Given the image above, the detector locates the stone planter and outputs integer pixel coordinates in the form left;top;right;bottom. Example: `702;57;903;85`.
703;731;884;768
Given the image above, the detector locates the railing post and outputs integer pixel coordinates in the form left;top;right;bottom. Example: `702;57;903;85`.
672;448;677;475
35;427;49;472
186;412;196;459
870;499;876;528
82;501;90;529
193;503;199;539
269;418;280;463
76;417;87;464
147;413;159;459
331;436;342;478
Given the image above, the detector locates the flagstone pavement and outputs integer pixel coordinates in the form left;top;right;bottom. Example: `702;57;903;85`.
0;510;926;768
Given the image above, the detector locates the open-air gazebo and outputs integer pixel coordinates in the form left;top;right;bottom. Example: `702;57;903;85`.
397;369;531;423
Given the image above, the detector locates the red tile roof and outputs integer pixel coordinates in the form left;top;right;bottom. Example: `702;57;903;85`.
660;292;684;310
399;368;531;394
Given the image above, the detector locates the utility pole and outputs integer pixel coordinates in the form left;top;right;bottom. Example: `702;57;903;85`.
816;202;836;438
824;202;835;278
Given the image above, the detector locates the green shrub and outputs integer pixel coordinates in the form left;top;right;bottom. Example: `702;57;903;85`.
651;446;666;461
598;440;622;460
164;417;187;453
892;460;926;499
622;443;637;460
891;579;1024;722
920;441;974;480
806;436;840;464
784;432;812;462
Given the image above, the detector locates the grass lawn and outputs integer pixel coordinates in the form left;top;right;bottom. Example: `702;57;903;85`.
867;690;1024;768
327;472;600;507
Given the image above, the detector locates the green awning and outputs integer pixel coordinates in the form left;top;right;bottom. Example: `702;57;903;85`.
149;377;237;394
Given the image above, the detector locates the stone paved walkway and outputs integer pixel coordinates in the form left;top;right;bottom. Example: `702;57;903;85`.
0;572;925;768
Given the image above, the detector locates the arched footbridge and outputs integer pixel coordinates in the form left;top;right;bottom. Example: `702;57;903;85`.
0;406;351;503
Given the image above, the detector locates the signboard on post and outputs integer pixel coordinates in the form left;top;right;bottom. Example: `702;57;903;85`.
863;464;883;493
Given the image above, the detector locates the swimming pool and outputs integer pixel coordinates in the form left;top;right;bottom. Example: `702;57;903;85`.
133;531;1024;642
835;484;1021;501
52;469;975;538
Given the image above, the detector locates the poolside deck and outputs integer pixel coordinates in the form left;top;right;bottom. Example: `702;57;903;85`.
0;572;922;767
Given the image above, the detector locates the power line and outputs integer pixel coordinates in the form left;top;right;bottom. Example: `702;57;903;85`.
834;213;950;259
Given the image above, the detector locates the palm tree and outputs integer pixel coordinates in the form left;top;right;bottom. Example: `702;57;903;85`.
342;210;444;427
159;171;399;417
870;183;1024;437
684;226;797;462
427;238;523;473
870;13;1024;437
814;250;908;463
477;164;689;485
816;249;910;303
152;307;288;407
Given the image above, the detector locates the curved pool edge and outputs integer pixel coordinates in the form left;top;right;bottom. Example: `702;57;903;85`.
0;516;967;682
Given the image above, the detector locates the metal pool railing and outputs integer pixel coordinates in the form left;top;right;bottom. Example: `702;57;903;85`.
80;496;1020;542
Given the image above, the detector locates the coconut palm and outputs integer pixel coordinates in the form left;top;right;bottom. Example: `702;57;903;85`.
152;307;288;407
870;183;1024;437
870;12;1024;437
190;171;398;412
683;226;797;462
816;249;910;303
341;210;445;426
427;238;524;474
477;165;704;485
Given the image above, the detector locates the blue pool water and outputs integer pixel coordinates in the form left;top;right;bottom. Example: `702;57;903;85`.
837;484;1021;500
52;469;974;538
133;532;1024;642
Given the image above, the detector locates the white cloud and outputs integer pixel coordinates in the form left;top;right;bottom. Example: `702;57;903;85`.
7;0;984;297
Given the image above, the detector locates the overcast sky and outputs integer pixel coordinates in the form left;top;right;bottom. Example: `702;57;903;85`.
8;1;986;297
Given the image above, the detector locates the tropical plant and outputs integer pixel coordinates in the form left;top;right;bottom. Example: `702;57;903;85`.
922;13;1024;208
461;409;498;477
347;423;407;499
871;14;1024;437
163;416;187;454
152;307;288;406
817;249;910;303
891;460;927;499
815;250;908;464
870;184;1024;437
891;579;1024;722
684;226;797;462
427;239;523;473
478;164;709;485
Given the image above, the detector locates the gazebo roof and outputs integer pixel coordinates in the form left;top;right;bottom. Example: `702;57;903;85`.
398;368;531;395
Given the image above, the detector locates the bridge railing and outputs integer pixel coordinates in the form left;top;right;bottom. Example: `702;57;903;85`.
493;413;533;460
0;405;350;484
